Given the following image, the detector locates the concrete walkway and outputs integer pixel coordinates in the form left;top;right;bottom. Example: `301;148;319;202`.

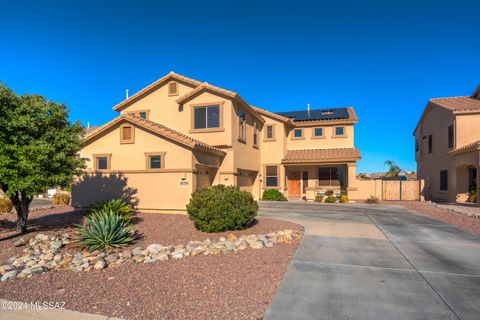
0;299;120;320
260;201;480;320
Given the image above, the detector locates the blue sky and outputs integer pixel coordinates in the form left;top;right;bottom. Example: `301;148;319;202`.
1;0;479;173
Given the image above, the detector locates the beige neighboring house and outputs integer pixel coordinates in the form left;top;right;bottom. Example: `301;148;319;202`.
72;72;364;213
414;85;480;206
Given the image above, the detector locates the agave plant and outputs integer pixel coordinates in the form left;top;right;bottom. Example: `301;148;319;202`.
76;210;138;252
87;199;134;222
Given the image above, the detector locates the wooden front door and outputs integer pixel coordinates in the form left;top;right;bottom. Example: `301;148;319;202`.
288;171;301;198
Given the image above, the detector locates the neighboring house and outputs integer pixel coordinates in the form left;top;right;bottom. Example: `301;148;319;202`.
414;85;480;205
73;72;362;212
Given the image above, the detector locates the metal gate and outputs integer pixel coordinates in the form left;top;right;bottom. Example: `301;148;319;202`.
382;180;421;201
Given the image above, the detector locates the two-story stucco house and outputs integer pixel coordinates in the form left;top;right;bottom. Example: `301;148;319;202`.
414;85;480;206
72;72;362;212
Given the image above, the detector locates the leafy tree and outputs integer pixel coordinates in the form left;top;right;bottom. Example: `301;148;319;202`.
0;84;85;233
384;160;401;178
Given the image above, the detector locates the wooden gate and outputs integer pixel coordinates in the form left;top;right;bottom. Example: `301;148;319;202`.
382;180;420;201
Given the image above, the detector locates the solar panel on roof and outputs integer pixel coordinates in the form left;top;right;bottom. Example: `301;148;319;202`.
276;108;349;121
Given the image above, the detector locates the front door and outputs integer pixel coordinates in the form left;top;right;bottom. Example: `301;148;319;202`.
288;171;301;198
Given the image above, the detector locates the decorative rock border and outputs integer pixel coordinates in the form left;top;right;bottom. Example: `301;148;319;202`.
0;229;302;281
425;201;480;218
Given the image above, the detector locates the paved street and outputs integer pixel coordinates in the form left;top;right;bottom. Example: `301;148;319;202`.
260;201;480;320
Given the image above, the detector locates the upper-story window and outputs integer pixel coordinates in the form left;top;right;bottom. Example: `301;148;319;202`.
120;124;135;144
168;82;178;96
334;127;345;137
448;125;454;149
265;125;275;141
293;128;303;139
253;123;259;147
313;127;324;138
239;110;246;142
415;139;419;152
193;105;220;129
139;112;147;119
428;135;433;154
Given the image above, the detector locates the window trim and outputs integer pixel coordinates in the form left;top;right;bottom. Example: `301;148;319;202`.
238;109;247;143
145;152;166;170
93;154;111;171
253;122;259;148
168;81;179;96
312;127;325;139
120;124;135;144
190;101;225;133
448;125;454;149
332;126;346;138
291;128;305;140
264;124;276;142
263;164;280;189
440;169;448;191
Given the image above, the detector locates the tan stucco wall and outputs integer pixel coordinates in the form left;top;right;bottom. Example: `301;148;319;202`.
455;113;480;147
287;124;354;150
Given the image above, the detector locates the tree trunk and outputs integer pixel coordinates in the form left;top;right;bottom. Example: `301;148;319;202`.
11;192;33;234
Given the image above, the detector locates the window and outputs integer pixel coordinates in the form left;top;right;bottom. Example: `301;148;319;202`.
428;135;433;154
93;154;111;171
120;124;135;144
239;110;246;141
253;123;258;146
265;166;278;187
318;166;344;187
145;152;165;170
265;125;275;140
448;125;454;149
128;110;149;120
193;105;220;129
334;127;345;136
313;127;323;137
415;139;419;152
139;112;147;120
293;128;303;138
168;82;178;96
440;170;448;191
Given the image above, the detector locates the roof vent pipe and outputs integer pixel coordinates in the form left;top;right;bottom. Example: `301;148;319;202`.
307;104;310;118
126;89;129;99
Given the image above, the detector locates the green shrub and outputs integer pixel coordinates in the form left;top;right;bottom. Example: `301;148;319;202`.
187;185;258;233
325;190;334;196
314;195;324;202
366;195;380;204
87;199;134;222
53;193;71;205
0;198;13;213
262;189;287;201
339;195;349;203
76;210;138;252
325;195;336;203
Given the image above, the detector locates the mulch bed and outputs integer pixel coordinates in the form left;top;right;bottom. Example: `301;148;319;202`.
383;201;480;235
0;207;302;319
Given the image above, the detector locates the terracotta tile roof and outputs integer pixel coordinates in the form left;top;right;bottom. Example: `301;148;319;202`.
84;126;100;135
430;96;480;112
294;107;358;126
250;105;294;124
84;114;225;156
282;148;361;163
448;140;480;155
112;72;202;111
175;82;238;104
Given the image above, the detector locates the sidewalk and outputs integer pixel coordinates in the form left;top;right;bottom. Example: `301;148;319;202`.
0;300;121;320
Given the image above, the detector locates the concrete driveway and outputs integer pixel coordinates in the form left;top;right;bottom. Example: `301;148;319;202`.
260;201;480;320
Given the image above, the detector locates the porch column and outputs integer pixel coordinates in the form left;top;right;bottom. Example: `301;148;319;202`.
346;162;358;191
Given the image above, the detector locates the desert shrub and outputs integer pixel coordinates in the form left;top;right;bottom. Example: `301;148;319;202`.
187;185;258;233
0;198;13;213
87;199;134;222
53;193;71;205
325;190;334;196
339;195;349;203
366;195;380;204
325;195;336;203
314;195;324;202
76;210;138;252
262;189;287;201
467;192;477;203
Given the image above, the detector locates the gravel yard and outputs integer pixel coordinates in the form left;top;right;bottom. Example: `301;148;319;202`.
0;207;302;319
384;201;480;235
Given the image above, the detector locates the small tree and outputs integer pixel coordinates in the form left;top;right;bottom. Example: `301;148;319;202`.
0;84;85;233
384;160;401;178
